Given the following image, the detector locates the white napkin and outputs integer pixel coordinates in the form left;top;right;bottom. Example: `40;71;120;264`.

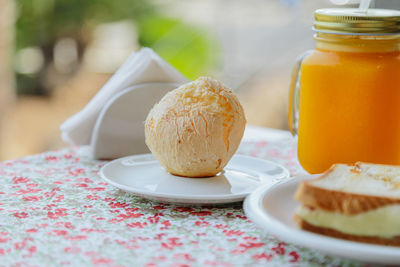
60;47;188;145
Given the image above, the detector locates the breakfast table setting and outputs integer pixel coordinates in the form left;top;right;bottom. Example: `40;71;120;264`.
2;42;399;266
3;2;400;264
0;125;368;267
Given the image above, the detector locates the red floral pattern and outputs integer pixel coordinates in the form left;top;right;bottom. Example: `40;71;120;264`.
0;137;360;266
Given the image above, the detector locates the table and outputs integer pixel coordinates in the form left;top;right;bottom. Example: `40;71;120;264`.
0;126;362;266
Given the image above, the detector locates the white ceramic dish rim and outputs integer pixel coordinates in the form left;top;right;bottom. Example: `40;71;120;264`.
99;153;290;202
243;175;400;264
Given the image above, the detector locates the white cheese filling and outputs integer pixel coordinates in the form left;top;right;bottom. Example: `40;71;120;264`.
297;205;400;238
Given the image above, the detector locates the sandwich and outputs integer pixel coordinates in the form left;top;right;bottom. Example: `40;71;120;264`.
294;162;400;246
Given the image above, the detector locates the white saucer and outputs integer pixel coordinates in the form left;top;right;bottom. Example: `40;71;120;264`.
243;175;400;264
100;153;289;204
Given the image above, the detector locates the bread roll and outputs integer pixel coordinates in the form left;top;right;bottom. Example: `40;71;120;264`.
145;77;246;177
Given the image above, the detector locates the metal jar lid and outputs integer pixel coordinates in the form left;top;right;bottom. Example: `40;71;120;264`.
314;8;400;35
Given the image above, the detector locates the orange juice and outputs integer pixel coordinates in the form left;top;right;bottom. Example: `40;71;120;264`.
298;38;400;173
290;8;400;174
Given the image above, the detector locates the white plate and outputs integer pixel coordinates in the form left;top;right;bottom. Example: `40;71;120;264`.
243;175;400;264
100;153;289;204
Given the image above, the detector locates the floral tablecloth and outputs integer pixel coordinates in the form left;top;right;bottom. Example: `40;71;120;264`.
0;127;363;266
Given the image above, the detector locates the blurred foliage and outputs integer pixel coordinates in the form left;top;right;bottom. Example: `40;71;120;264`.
138;15;219;80
15;0;155;49
14;0;219;95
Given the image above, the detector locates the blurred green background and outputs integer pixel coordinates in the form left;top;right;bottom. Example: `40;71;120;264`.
15;0;219;95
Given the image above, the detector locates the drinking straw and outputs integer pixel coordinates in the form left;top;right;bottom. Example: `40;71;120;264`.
359;0;371;12
330;0;349;4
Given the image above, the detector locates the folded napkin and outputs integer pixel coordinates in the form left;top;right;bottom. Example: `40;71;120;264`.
60;48;188;146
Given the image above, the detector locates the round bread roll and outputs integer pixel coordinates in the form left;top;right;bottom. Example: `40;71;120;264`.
145;77;246;177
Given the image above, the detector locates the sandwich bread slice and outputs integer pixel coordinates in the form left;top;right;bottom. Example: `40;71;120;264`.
294;162;400;246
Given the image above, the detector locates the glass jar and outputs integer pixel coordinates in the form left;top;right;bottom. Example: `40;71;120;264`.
289;8;400;174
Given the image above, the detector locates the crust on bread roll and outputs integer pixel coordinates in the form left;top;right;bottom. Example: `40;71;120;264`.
296;217;400;247
145;77;246;177
294;164;400;215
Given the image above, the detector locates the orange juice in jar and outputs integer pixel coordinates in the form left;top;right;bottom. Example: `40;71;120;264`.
289;8;400;174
